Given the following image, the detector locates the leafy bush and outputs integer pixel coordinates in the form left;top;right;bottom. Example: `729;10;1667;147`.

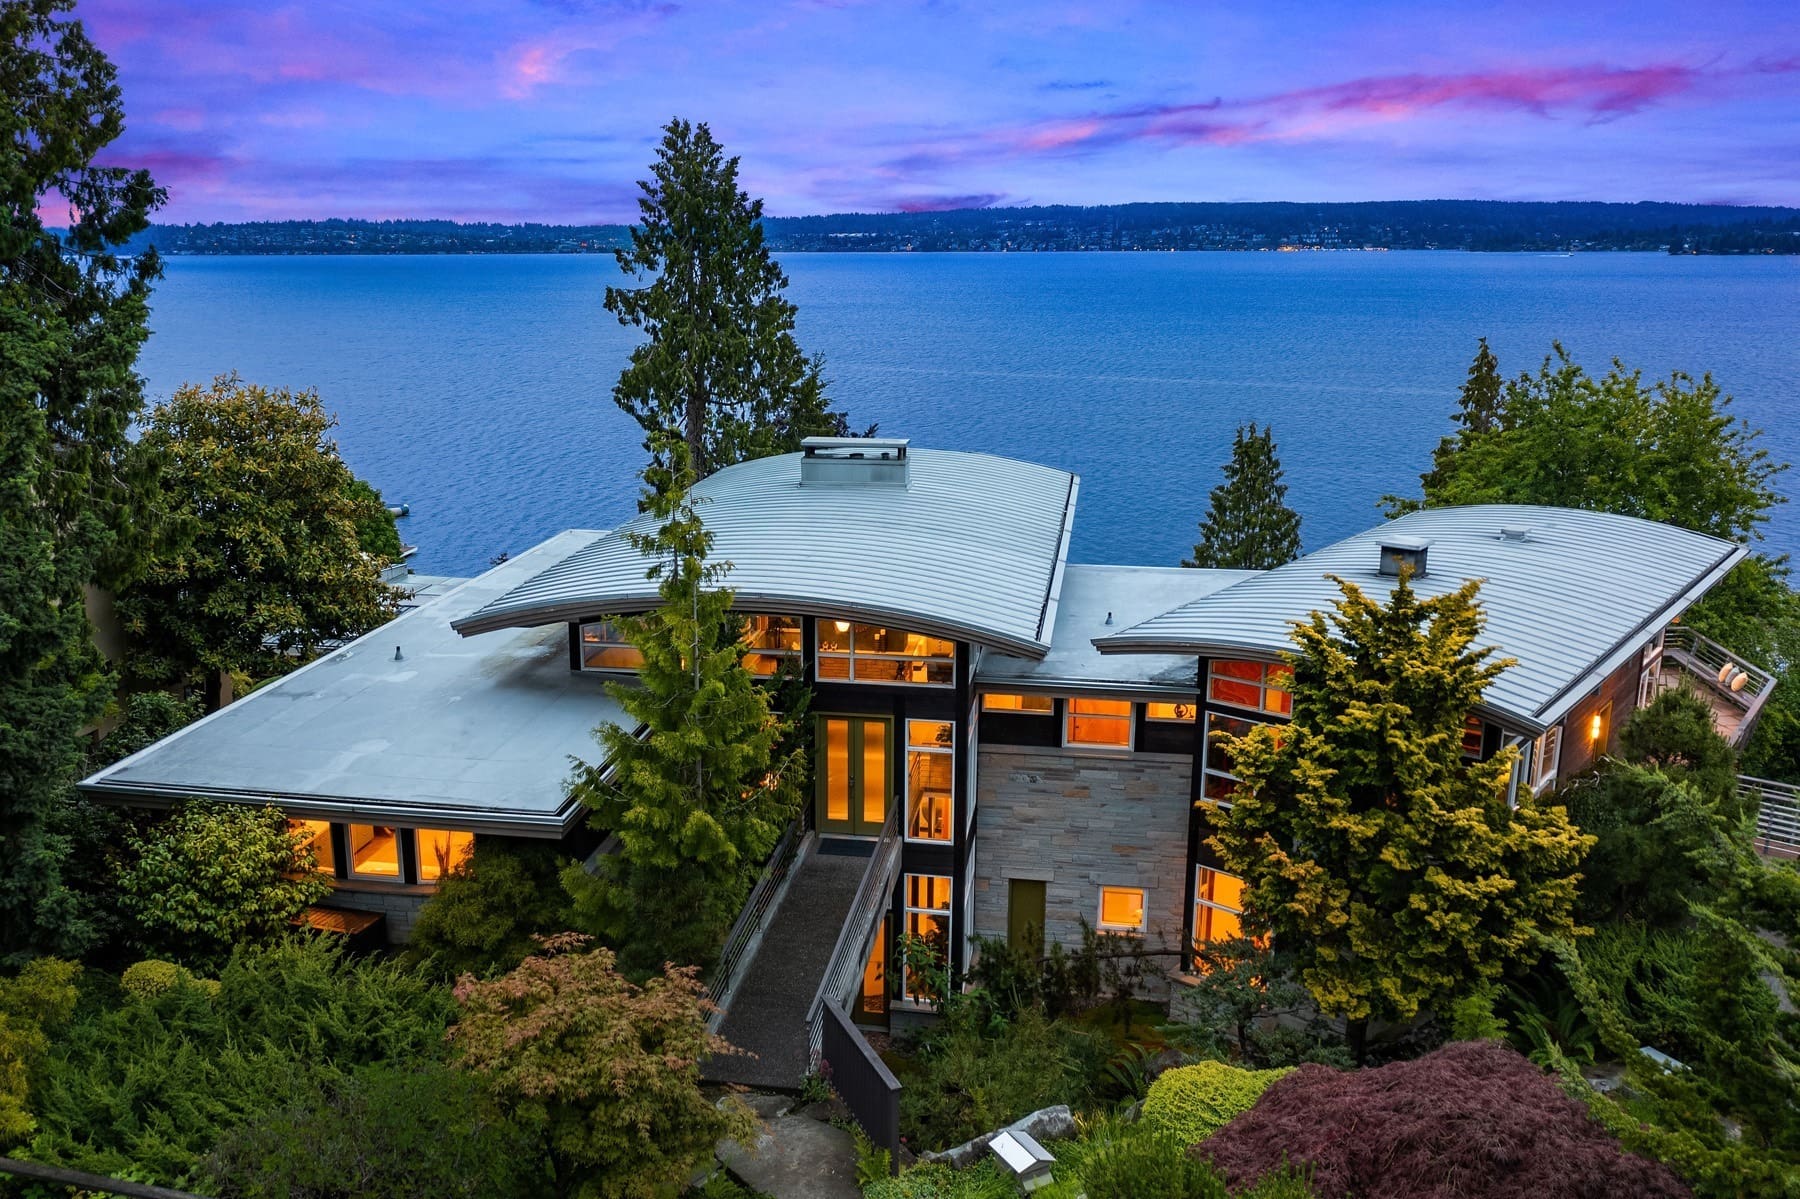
897;1005;1085;1152
24;938;456;1184
407;838;577;980
450;933;749;1199
1141;1060;1292;1146
1201;1040;1691;1199
115;801;332;969
0;959;80;1146
1081;1129;1230;1199
92;691;202;768
202;1064;536;1198
862;1159;1016;1199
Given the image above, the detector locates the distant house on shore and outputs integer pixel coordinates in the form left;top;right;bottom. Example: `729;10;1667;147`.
80;436;1767;1046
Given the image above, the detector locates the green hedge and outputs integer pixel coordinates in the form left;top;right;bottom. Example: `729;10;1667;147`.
1141;1061;1293;1146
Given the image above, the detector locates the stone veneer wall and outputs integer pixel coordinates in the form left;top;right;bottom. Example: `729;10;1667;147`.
971;746;1192;997
324;886;432;944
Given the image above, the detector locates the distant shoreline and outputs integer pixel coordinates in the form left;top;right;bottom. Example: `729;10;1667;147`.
155;246;1795;257
134;200;1800;257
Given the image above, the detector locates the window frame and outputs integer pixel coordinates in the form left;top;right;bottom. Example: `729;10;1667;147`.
1530;725;1563;793
1201;710;1266;808
740;615;802;678
1146;700;1198;723
1097;885;1148;934
1192;865;1247;953
900;873;953;1005
577;619;646;673
288;818;338;876
903;719;955;845
1063;696;1135;750
980;692;1054;715
346;823;404;882
415;828;475;883
1206;659;1293;717
815;621;955;688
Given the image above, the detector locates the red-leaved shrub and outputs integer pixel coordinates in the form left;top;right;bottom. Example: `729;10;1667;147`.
1199;1040;1690;1199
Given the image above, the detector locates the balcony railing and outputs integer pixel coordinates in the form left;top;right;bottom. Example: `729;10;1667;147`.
1657;626;1776;747
807;800;903;1066
1740;775;1800;860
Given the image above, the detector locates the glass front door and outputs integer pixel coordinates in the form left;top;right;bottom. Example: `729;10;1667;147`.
817;715;892;835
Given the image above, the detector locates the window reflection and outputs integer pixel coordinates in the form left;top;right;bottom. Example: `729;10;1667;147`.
417;829;474;881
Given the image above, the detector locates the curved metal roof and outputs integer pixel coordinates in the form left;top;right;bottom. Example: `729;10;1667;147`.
1095;505;1744;732
453;448;1080;659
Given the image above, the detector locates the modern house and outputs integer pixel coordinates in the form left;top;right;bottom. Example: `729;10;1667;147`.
80;436;1772;1046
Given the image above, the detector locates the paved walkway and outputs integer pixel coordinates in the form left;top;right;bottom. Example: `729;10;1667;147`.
715;1094;861;1199
707;842;872;1089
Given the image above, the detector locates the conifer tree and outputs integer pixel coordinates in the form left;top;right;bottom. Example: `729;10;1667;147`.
564;440;805;974
1208;572;1591;1059
1185;423;1302;570
0;0;164;957
606;118;856;484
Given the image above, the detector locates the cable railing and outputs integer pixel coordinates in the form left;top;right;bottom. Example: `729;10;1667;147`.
1658;626;1776;746
806;802;903;1068
1740;775;1800;860
705;818;807;1030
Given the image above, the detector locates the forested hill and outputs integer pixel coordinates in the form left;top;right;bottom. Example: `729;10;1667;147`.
140;200;1800;255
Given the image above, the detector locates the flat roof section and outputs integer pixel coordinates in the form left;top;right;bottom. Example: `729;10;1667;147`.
453;447;1080;659
977;564;1255;694
1095;505;1744;733
80;530;627;837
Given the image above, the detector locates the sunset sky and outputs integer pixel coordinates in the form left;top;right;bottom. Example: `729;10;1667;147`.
86;0;1800;223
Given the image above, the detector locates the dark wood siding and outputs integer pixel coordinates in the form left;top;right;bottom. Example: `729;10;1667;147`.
1557;651;1645;778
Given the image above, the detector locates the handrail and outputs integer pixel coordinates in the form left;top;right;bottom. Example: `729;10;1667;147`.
1740;775;1800;860
1659;625;1777;746
0;1156;206;1199
820;998;902;1175
806;802;904;1067
706;818;807;1028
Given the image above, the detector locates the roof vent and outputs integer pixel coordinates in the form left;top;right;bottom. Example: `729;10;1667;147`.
799;436;910;487
1378;540;1429;578
1499;525;1532;541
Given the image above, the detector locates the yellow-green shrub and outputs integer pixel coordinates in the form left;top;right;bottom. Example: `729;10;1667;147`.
121;960;215;1000
1141;1060;1292;1145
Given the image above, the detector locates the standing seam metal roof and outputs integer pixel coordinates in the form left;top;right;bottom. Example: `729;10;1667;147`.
453;448;1080;658
1094;505;1743;732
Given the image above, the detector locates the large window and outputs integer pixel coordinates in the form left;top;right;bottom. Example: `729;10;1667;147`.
741;615;801;677
1201;711;1262;806
1065;697;1132;749
817;622;954;686
905;720;954;843
1192;866;1245;949
902;874;953;1003
1207;660;1292;716
348;824;401;879
289;819;335;874
981;692;1053;714
1097;885;1147;933
416;829;475;882
579;620;645;672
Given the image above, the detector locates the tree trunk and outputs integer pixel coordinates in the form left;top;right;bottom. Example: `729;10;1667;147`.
685;382;707;480
202;668;233;714
1347;1016;1370;1066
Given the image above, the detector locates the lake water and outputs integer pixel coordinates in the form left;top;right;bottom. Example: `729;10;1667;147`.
137;253;1800;577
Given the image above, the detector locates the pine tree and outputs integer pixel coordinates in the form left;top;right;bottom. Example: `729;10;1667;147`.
1207;572;1591;1059
606;118;856;484
0;0;164;958
1185;423;1302;570
1408;337;1506;506
564;440;805;974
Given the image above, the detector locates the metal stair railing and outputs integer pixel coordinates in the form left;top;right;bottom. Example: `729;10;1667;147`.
805;803;903;1068
705;818;808;1031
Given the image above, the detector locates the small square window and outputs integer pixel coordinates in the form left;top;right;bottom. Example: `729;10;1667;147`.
348;824;401;879
1098;886;1147;933
1146;701;1197;722
1066;698;1132;749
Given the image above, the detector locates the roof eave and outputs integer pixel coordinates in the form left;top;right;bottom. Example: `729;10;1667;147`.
453;591;1055;660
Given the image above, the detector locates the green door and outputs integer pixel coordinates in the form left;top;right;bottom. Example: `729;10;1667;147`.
1008;879;1046;957
816;716;892;836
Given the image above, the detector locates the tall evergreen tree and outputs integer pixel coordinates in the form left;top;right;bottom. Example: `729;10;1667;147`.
564;441;805;974
0;0;163;957
1208;572;1591;1059
606;118;856;483
1185;422;1302;570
